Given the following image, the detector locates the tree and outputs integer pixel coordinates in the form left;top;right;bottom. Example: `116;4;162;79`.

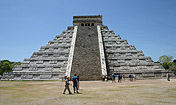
170;63;176;75
0;60;21;75
158;55;173;69
162;63;169;69
158;55;173;64
158;55;176;75
173;59;176;63
0;60;12;75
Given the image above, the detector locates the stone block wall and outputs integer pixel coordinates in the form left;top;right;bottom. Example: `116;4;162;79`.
101;26;168;78
2;15;173;81
2;27;75;80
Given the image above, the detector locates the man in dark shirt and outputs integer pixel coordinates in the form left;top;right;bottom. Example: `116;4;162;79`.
72;74;79;93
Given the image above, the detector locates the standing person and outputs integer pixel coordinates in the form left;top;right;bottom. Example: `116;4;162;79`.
72;74;79;93
77;75;80;90
129;74;131;81
133;74;136;81
118;74;121;83
105;75;108;81
131;73;134;81
63;76;72;94
106;75;109;82
123;73;125;81
102;75;105;81
120;74;122;82
112;74;116;83
166;73;170;81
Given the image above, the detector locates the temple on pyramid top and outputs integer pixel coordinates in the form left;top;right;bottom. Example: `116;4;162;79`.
73;15;102;26
1;15;174;81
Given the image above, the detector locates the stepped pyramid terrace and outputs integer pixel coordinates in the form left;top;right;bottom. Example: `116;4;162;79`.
2;15;171;80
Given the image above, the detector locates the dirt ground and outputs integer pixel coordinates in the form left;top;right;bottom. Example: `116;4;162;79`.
0;79;176;105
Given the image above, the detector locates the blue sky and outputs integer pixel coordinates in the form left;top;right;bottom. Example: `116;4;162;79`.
0;0;176;62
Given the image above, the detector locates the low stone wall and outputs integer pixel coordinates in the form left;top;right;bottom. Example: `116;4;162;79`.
1;72;63;80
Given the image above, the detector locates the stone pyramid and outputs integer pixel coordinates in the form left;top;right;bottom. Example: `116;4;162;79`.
2;15;168;80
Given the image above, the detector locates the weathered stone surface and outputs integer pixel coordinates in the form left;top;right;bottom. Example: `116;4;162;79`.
100;26;171;78
1;26;74;80
1;15;173;81
71;26;102;80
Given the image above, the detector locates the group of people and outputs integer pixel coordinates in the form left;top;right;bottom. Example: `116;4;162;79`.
63;73;171;94
112;74;123;83
102;74;125;83
103;73;171;82
63;74;79;94
102;73;137;82
129;73;136;81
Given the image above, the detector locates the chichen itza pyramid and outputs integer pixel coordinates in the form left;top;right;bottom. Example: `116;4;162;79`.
2;15;168;80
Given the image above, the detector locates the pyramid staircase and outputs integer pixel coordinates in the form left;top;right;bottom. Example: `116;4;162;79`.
2;15;172;80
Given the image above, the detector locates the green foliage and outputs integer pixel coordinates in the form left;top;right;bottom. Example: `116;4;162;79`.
162;63;169;69
173;59;176;63
0;60;21;75
169;63;176;75
158;55;173;64
158;55;176;75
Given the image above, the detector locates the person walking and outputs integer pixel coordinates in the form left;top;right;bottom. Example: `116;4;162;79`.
72;74;79;93
63;76;72;94
166;73;170;81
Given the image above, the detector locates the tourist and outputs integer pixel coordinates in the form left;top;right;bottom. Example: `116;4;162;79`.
77;75;80;89
133;74;136;81
123;73;125;81
112;74;116;83
120;74;122;82
118;74;121;83
166;73;170;81
72;74;79;93
105;75;108;82
131;73;134;81
105;75;108;81
102;75;105;81
129;74;132;81
63;76;72;94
